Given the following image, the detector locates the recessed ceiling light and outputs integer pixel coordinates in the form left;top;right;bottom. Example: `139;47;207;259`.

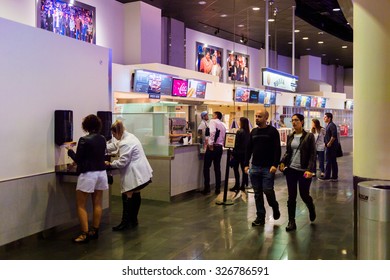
220;14;228;17
198;1;207;5
318;41;324;44
336;58;340;60
288;42;292;44
342;45;348;48
306;48;311;51
318;31;324;35
322;54;326;56
268;18;275;22
238;24;245;28
294;29;300;33
333;8;341;12
347;22;350;25
302;37;309;40
252;7;260;11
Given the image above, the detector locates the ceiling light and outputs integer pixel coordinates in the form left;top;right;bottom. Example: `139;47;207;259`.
198;1;206;5
294;29;300;33
342;45;348;48
322;54;327;56
302;37;309;40
318;41;324;44
238;24;245;28
306;48;311;51
333;8;341;12
252;7;260;11
220;14;227;17
273;7;278;17
288;42;292;44
318;31;324;35
336;58;340;60
214;28;220;35
347;22;350;25
268;18;275;22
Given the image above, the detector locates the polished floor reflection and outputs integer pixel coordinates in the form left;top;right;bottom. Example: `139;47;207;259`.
0;155;354;260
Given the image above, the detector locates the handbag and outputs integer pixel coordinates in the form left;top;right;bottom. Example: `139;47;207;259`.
336;142;343;157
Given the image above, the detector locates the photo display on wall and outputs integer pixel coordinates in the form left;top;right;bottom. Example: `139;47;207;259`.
196;42;223;82
227;51;249;85
133;70;173;97
37;0;96;44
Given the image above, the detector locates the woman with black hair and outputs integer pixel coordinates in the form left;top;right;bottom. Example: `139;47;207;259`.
67;114;108;243
279;113;317;232
230;117;250;193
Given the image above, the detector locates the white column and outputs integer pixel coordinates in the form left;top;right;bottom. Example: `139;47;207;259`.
353;0;390;180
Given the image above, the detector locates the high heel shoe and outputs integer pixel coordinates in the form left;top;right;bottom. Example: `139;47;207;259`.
72;231;89;243
88;227;99;240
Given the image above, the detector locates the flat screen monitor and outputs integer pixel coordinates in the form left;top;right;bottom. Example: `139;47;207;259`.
133;69;173;95
345;100;353;110
187;79;207;99
235;87;251;102
295;95;310;107
172;78;188;97
249;90;259;103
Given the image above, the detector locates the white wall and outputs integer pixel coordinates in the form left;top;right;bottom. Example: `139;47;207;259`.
0;16;110;246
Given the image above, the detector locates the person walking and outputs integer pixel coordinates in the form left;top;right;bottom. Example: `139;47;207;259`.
318;112;339;182
280;113;317;232
106;120;153;231
244;110;281;226
311;118;326;177
229;117;250;193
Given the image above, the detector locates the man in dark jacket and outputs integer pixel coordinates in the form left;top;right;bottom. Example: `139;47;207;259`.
244;110;281;226
319;112;339;182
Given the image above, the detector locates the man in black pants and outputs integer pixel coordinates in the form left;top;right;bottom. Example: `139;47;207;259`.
319;112;339;182
202;111;226;195
244;110;281;226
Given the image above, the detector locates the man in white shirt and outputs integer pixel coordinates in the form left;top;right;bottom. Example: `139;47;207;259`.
202;111;227;195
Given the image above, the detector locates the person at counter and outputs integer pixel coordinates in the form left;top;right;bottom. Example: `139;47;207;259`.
197;111;209;150
67;114;108;243
244;110;281;226
202;111;226;195
106;120;153;231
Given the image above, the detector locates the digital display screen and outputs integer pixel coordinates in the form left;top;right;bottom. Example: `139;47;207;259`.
235;87;251;102
295;95;311;107
171;78;188;97
259;91;276;106
249;90;259;103
187;79;207;99
133;70;173;96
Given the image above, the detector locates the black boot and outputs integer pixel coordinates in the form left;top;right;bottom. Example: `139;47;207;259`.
286;201;297;231
130;192;141;227
307;201;316;222
112;194;131;231
286;219;297;232
264;190;280;220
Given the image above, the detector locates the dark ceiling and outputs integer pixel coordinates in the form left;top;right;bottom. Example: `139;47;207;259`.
116;0;353;68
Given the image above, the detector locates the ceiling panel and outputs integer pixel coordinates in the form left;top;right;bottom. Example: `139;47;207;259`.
115;0;353;68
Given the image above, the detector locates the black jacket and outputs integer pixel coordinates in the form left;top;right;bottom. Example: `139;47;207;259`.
232;128;250;160
68;133;107;174
281;130;316;172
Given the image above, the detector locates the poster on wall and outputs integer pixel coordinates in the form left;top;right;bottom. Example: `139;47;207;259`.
37;0;96;44
227;50;249;85
195;42;223;82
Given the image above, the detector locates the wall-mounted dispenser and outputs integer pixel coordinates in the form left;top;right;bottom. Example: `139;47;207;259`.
97;111;112;141
55;110;73;146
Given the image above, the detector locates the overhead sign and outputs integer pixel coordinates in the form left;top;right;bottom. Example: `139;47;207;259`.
262;68;298;92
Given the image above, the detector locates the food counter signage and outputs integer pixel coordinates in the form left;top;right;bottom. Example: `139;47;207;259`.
262;68;298;92
295;95;326;108
235;87;276;106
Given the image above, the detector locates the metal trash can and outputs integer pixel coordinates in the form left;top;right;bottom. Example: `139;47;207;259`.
358;180;390;259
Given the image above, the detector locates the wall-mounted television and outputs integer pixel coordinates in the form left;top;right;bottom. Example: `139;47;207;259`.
249;90;259;103
295;95;311;107
235;87;251;102
258;91;276;106
187;79;207;99
171;78;188;97
133;69;173;96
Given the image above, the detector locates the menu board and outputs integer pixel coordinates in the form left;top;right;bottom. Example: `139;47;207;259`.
133;69;173;96
172;78;188;97
235;87;251;102
187;79;207;99
249;90;259;103
295;95;311;107
259;91;276;106
310;96;327;108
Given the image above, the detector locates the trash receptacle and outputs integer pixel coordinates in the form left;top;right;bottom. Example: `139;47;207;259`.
358;180;390;259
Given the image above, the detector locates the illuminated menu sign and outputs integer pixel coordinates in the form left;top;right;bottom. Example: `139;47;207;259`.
262;68;298;92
